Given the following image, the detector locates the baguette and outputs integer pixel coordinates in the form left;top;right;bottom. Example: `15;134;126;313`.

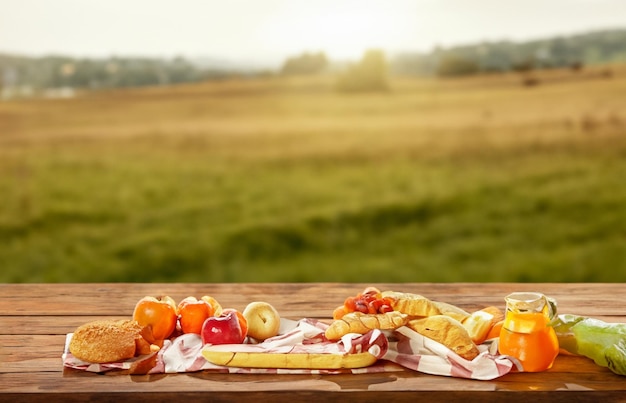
202;349;377;369
325;311;409;341
407;315;480;361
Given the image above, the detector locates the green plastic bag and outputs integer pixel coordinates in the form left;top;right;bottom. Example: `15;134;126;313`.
552;314;626;376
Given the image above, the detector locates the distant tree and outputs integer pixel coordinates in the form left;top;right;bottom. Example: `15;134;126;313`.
478;42;512;72
387;28;626;77
391;52;437;76
167;56;201;84
335;49;389;92
436;54;480;77
511;57;536;73
280;52;328;75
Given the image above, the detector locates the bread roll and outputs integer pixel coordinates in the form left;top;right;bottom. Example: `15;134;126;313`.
462;306;504;344
380;291;442;317
325;311;409;341
69;319;152;363
407;315;480;361
480;306;504;323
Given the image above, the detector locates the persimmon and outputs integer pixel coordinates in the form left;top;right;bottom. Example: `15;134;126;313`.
178;296;215;334
133;295;178;342
201;295;223;317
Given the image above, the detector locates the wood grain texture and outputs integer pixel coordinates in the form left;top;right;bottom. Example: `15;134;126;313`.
1;283;625;402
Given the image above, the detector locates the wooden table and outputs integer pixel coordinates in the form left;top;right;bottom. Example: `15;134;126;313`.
1;283;624;402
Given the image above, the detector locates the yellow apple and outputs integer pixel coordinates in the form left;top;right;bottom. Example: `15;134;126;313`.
242;301;281;341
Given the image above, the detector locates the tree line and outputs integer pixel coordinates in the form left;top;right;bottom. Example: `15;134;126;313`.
0;55;233;93
392;28;626;77
1;28;625;94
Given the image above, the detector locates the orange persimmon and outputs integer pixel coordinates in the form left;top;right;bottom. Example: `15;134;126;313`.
201;295;223;317
133;295;178;342
178;296;215;334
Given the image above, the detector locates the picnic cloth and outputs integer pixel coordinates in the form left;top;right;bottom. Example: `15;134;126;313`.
63;318;521;380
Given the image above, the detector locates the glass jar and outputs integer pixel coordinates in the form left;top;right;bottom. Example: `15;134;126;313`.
498;292;559;372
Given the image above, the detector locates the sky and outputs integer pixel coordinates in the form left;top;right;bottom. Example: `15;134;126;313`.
1;0;625;67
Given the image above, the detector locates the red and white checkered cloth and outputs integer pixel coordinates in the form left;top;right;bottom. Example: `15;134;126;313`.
63;318;521;379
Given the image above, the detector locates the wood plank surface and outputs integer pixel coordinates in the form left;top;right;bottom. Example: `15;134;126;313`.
1;283;624;402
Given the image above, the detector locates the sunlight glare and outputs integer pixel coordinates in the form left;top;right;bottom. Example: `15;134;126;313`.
258;0;418;60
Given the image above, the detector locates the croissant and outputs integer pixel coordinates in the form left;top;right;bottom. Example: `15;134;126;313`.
407;315;480;361
380;291;442;317
325;311;409;341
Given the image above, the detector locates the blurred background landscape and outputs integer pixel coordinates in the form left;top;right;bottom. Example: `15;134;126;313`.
1;1;626;283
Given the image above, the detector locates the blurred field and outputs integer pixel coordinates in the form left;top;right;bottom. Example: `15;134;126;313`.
1;65;626;283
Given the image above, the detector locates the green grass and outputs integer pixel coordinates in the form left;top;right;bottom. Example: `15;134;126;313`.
1;69;626;282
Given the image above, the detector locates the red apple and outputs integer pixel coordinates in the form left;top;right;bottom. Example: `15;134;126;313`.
221;308;248;338
201;310;246;345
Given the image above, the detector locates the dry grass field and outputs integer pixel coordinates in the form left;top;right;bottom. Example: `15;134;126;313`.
1;64;625;282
